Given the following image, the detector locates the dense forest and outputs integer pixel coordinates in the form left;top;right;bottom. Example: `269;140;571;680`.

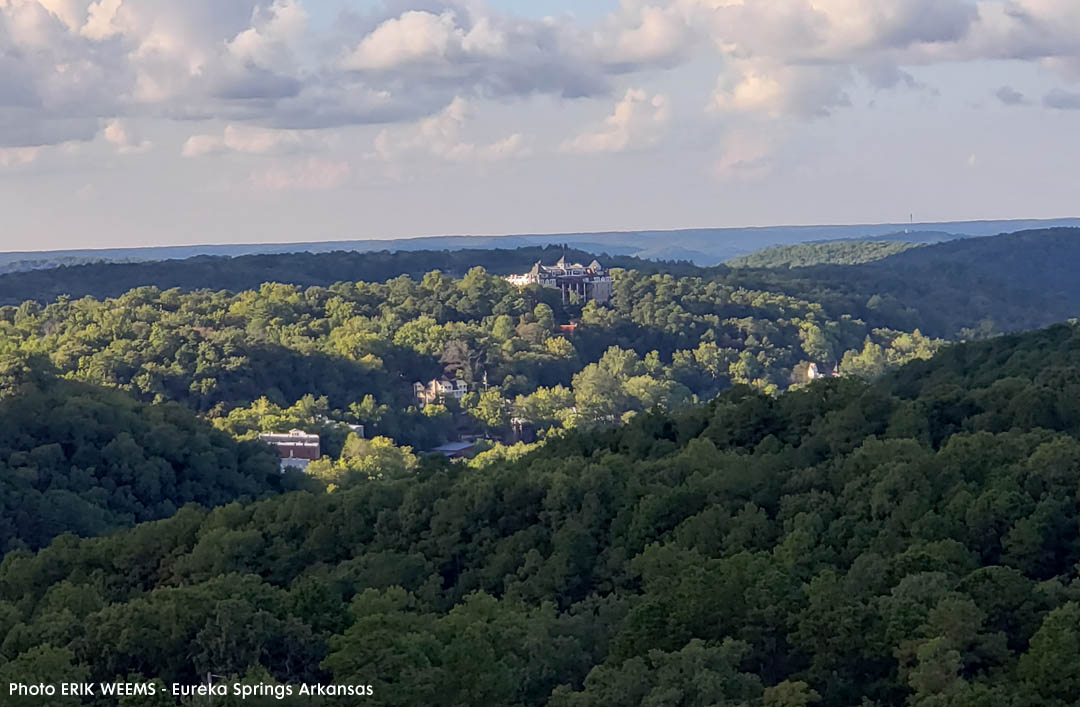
727;240;919;269
0;246;712;306
4;228;1080;705
0;355;297;553
0;264;940;452
737;227;1080;338
5;324;1080;704
0;256;148;276
4;228;1080;343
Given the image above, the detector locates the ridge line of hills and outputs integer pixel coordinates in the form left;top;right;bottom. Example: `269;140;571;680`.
1;227;1079;339
3;216;1078;270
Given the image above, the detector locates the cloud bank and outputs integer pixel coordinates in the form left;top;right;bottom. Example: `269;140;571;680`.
0;0;1079;156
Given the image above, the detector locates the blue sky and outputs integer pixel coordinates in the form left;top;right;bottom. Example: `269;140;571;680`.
0;0;1078;251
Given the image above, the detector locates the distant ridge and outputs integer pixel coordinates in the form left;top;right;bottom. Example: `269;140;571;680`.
747;226;1080;337
0;245;715;306
2;217;1078;269
727;240;921;269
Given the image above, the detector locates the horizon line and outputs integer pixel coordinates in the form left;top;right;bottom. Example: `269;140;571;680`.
2;215;1079;259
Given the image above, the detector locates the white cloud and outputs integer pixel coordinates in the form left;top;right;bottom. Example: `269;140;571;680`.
0;0;326;142
669;0;978;62
102;119;151;153
0;146;41;167
712;132;776;182
678;0;969;120
374;97;528;162
226;0;307;72
594;3;693;67
81;0;121;40
181;124;317;157
562;88;670;154
343;10;478;71
339;6;606;100
2;0;1080;155
249;156;351;191
589;0;1080;119
710;61;852;119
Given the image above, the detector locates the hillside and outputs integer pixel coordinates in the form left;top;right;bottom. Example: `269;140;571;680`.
862;230;958;244
1;227;1077;466
727;240;919;268
0;262;945;455
5;228;1080;347
0;355;292;553
0;256;147;275
0;246;714;306
4;324;1080;704
736;227;1080;338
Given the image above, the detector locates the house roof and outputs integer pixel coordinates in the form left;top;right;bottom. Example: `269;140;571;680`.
259;431;321;460
430;441;477;456
514;259;607;281
259;430;320;443
432;441;475;452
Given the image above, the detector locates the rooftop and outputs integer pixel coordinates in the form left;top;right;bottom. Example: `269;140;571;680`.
259;429;320;443
430;441;478;458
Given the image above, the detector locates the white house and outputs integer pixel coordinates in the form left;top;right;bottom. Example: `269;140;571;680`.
413;377;470;408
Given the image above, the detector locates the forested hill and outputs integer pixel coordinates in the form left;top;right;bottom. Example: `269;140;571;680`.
0;263;946;454
884;319;1080;400
0;246;714;305
6;324;1080;705
738;227;1080;338
7;227;1079;341
727;240;919;268
0;355;295;553
5;228;1080;344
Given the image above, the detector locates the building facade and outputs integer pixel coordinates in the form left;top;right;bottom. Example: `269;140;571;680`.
507;257;613;304
413;377;470;408
258;429;321;471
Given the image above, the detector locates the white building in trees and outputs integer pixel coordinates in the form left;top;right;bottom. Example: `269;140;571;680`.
506;257;613;304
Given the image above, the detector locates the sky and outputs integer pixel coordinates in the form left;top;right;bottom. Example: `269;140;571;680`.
0;0;1079;252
